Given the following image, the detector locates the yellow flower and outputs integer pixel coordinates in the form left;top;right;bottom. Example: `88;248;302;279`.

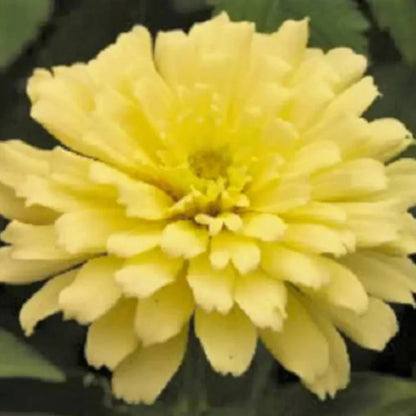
0;12;416;404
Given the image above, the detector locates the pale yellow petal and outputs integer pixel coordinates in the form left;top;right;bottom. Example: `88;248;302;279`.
134;279;194;346
302;300;350;399
0;140;49;189
55;209;135;254
312;159;387;200
261;244;330;288
0;182;56;224
283;202;347;226
112;328;188;404
327;297;398;351
241;213;286;242
270;19;308;65
19;269;77;336
161;220;209;259
90;162;173;219
195;307;256;376
59;257;123;324
312;257;368;314
325;48;367;90
321;76;379;121
261;293;329;385
340;252;416;304
85;300;138;370
235;270;287;331
187;256;235;314
107;223;164;257
2;222;75;260
282;223;355;256
210;233;260;275
115;250;183;298
0;247;81;284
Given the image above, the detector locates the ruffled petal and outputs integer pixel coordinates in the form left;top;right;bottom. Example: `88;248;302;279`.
112;328;188;404
19;269;77;336
134;278;194;346
59;257;123;323
195;307;256;376
187;256;235;314
85;300;138;370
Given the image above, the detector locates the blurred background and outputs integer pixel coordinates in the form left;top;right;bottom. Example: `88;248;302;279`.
1;0;416;415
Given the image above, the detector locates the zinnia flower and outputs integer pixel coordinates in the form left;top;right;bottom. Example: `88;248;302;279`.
1;12;416;404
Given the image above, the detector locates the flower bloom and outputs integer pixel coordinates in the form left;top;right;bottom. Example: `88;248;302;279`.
1;13;416;404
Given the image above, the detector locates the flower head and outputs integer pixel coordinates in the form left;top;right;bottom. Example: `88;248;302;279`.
1;13;416;403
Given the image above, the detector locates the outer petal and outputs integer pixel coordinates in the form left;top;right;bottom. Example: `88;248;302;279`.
187;256;235;314
312;258;368;314
0;182;56;224
112;328;188;404
59;257;123;324
195;307;256;376
2;222;76;260
55;209;135;254
326;297;398;351
85;300;139;370
340;253;415;305
235;270;287;331
0;247;81;284
282;223;355;256
134;279;194;346
19;269;77;336
303;301;350;399
261;293;329;385
115;250;183;298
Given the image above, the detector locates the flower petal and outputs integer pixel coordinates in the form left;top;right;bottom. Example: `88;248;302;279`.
19;269;77;336
327;297;398;351
210;233;260;275
235;270;287;331
112;328;188;404
187;256;235;314
195;307;256;376
116;250;183;298
312;257;368;314
282;223;355;256
85;299;138;370
0;182;56;224
59;257;123;324
261;244;330;288
302;300;350;399
261;293;329;385
241;213;286;242
55;209;135;254
0;247;81;284
107;223;164;258
161;220;209;259
2;222;75;260
340;253;415;305
134;279;194;346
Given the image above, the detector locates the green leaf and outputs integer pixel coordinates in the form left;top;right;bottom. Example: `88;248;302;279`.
261;373;416;416
368;0;416;65
0;0;52;69
367;63;416;158
0;328;65;382
171;0;208;13
209;0;370;53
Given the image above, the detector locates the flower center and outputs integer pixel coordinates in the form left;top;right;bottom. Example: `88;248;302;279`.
188;149;231;180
